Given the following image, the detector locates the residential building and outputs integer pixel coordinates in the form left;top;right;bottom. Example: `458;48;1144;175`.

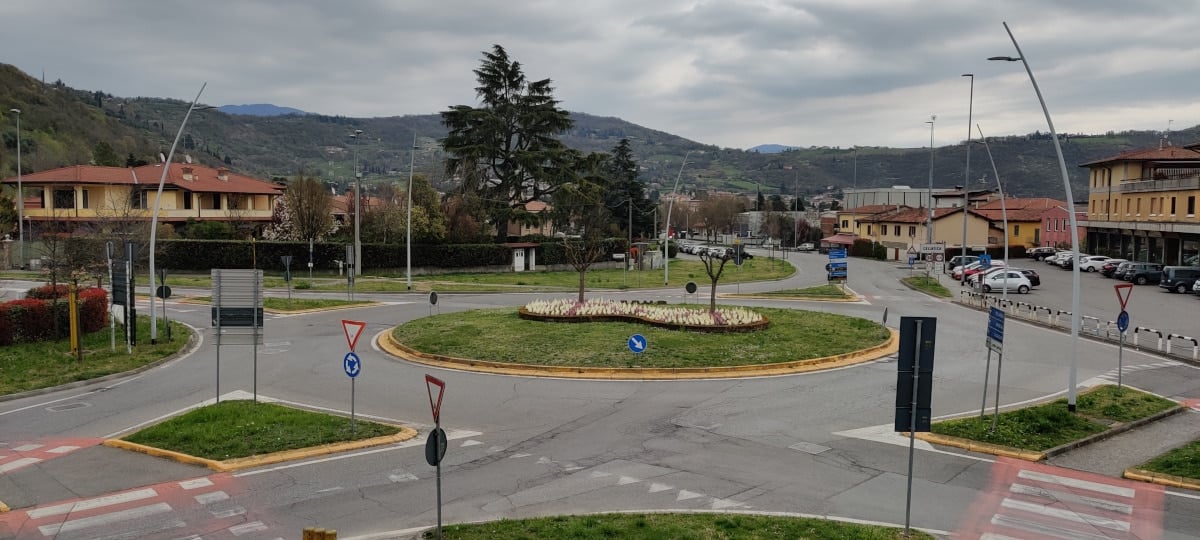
836;204;911;236
506;200;555;238
842;186;957;210
1040;205;1088;248
855;206;995;258
974;197;1066;248
0;162;282;236
1082;141;1200;264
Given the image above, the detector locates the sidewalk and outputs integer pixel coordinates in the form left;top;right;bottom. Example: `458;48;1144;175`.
1048;407;1200;477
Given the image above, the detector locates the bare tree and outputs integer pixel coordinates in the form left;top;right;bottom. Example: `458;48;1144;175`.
551;152;613;302
264;174;336;242
698;194;744;242
698;249;732;312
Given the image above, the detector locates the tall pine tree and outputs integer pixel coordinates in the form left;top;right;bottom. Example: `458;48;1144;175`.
604;139;654;239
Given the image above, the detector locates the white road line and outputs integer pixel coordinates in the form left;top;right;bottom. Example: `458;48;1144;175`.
178;477;213;490
0;457;41;473
991;513;1114;540
45;445;79;454
12;443;42;451
38;502;173;536
210;505;246;518
980;534;1023;540
1000;498;1130;532
1017;470;1136;498
1009;483;1132;514
228;521;269;536
676;490;704;501
27;488;158;519
193;491;229;505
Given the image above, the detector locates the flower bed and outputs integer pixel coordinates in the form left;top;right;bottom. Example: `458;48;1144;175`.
520;298;768;333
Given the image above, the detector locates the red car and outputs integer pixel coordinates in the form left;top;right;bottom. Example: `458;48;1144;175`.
963;262;1007;279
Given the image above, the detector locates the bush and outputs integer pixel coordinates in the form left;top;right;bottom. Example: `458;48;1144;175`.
0;304;13;346
0;288;108;344
77;288;109;333
8;299;54;343
850;239;874;257
27;284;69;300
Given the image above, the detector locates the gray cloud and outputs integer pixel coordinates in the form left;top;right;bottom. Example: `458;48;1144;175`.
2;0;1196;149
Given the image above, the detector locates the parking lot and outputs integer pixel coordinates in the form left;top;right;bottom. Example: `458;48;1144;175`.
962;256;1197;339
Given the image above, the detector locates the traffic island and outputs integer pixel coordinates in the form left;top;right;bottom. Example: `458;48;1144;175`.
412;512;937;539
917;385;1181;461
1125;439;1200;490
381;304;897;379
899;276;952;298
721;284;860;302
179;296;378;314
103;400;416;472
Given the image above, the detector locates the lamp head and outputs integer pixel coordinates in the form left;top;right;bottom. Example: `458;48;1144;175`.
988;56;1021;62
8;108;19;114
962;73;974;78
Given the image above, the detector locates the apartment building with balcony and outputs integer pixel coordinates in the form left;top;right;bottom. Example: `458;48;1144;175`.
1083;141;1200;265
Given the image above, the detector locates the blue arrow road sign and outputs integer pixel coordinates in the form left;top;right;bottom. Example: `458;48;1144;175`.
829;249;847;260
986;307;1005;352
344;351;361;378
628;334;647;354
1117;310;1130;333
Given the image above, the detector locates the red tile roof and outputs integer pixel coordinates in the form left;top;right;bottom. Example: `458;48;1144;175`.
1080;145;1200;167
858;206;990;224
972;208;1046;222
843;204;909;215
976;198;1065;211
0;163;282;195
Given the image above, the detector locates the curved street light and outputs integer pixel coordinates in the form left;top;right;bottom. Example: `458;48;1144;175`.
406;132;417;290
350;129;364;277
991;21;1082;411
973;126;1009;301
664;150;699;285
149;83;207;344
961;74;974;287
7;108;22;269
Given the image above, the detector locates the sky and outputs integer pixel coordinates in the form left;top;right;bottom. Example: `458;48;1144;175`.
4;1;1198;150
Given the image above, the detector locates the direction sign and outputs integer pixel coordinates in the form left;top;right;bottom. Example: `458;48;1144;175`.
986;307;1005;352
343;351;361;378
425;374;446;424
1117;310;1130;333
1114;283;1133;310
685;281;697;294
829;249;847;260
155;285;172;299
628;334;647;354
342;319;367;352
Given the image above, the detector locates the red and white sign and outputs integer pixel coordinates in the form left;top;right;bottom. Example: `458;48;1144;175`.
342;319;367;352
1114;283;1133;311
425;374;446;424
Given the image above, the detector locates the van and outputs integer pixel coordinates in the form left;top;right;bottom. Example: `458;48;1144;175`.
1159;266;1200;293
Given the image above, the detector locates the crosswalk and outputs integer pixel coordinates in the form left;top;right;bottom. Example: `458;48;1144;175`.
0;474;281;539
0;438;98;474
1091;360;1181;384
958;457;1164;539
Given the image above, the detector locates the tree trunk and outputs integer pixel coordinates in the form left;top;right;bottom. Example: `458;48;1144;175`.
710;279;718;312
578;270;586;302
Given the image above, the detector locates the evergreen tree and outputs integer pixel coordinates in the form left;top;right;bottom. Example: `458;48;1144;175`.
603;139;654;239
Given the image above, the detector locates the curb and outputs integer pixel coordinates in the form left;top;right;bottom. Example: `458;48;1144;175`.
378;327;899;380
718;293;860;302
103;426;418;473
1123;468;1200;491
0;322;202;404
0;499;8;513
177;297;379;315
897;277;953;299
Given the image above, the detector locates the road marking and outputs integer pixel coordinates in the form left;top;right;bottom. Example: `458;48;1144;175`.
12;444;42;452
590;471;613;478
1017;470;1135;498
510;453;532;459
211;505;246;518
676;490;704;501
1009;483;1131;514
711;498;745;510
648;483;673;493
229;521;269;536
389;473;418;483
37;502;173;536
617;476;639;485
45;445;79;454
460;439;482;447
193;491;229;505
990;513;1114;540
26;488;158;519
0;457;41;473
178;478;213;490
1000;498;1130;532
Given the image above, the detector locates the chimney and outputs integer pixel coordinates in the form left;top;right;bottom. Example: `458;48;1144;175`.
181;166;194;181
217;167;229;181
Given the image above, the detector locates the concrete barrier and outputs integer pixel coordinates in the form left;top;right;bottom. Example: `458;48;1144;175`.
1134;327;1163;351
1165;333;1199;359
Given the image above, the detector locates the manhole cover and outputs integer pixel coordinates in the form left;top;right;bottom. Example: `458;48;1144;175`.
46;402;91;412
789;441;830;455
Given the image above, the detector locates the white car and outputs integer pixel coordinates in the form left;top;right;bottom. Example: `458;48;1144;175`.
979;270;1032;294
1078;255;1112;272
953;260;1007;281
1046;251;1076;266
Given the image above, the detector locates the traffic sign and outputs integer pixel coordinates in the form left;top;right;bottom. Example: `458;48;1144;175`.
628;334;647;354
685;281;697;294
906;246;918;256
1117;310;1130;333
919;243;945;254
342;319;367;351
829;249;847;260
933;253;944;263
155;285;172;299
425;427;448;466
425;374;446;424
343;351;361;378
986;307;1004;352
429;291;439;305
1114;283;1133;310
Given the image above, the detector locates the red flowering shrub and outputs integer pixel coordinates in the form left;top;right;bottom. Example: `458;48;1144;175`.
0;304;13;346
8;299;55;342
78;288;109;333
26;284;69;300
0;287;109;344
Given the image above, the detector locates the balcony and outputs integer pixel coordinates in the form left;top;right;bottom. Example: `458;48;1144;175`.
1118;174;1200;194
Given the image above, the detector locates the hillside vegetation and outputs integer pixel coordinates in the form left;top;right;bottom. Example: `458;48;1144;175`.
2;63;1195;200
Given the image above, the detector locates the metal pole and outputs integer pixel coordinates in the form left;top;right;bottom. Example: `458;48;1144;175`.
407;132;417;290
980;349;991;419
626;198;632;286
995;21;1081;411
215;269;221;403
9;109;22;269
253;270;259;403
1118;333;1124;389
351;129;363;277
107;242;115;351
925;116;935;246
961;74;973;287
160;268;170;342
149;83;206;345
436;419;443;540
992;352;1003;432
975;128;1009;302
664;150;696;285
905;319;922;538
308;239;313;280
351;377;356;434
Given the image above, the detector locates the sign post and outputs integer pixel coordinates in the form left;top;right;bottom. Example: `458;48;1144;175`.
919;243;945;278
341;319;366;433
281;255;294;300
106;241;115;352
157;267;171;343
828;248;848;291
895;316;936;539
425;374;447;540
627;334;647;355
982;307;1005;431
1115;284;1133;389
211;269;265;403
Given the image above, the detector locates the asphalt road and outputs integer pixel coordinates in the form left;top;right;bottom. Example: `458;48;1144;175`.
3;253;1200;539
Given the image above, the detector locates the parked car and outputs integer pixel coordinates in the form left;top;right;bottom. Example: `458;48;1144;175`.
1159;266;1200;293
947;255;980;272
1099;259;1128;277
1011;268;1041;287
979;270;1032;294
962;261;1008;280
1045;251;1075;266
1108;261;1135;279
1120;262;1164;285
950;261;985;280
1077;255;1111;272
797;242;816;252
1027;246;1059;260
1194;278;1200;294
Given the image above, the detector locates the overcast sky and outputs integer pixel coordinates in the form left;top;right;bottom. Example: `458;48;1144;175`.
4;1;1197;150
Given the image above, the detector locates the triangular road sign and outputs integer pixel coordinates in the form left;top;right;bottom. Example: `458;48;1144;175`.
342;319;367;351
906;247;918;255
1114;284;1133;311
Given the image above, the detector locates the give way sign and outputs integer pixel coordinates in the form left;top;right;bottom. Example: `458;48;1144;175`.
342;319;367;352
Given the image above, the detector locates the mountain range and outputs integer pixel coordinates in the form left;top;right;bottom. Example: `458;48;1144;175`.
3;63;1196;201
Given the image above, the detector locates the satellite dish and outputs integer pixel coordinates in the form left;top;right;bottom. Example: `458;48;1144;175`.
159;153;167;163
184;154;193;164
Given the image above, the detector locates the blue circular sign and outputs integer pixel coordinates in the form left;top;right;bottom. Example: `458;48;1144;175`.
627;334;647;354
1116;311;1130;333
343;351;361;378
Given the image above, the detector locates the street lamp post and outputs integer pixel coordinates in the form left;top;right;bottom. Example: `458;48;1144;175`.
991;21;1082;411
974;127;1009;302
7;108;22;269
149;83;206;345
664;150;698;285
350;130;363;277
961;74;974;287
406;132;417;290
925;116;936;245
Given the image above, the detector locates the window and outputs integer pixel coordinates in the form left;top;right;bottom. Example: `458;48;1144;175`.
1171;197;1176;214
131;190;147;209
894;225;900;236
1125;199;1130;215
1136;198;1141;215
53;189;75;209
212;194;222;209
183;191;193;210
841;219;848;228
228;194;241;210
867;225;872;235
1189;196;1196;216
1014;224;1020;236
80;189;89;209
1033;228;1040;244
908;226;916;236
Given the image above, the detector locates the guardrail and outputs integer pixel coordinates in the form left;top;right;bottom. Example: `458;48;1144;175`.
1134;327;1163;350
1166;333;1200;360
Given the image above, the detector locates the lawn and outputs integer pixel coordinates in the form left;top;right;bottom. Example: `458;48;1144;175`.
1139;440;1200;480
0;316;192;396
122;400;400;461
392;306;890;369
742;284;852;299
901;276;952;298
931;386;1177;451
423;513;934;539
184;296;375;312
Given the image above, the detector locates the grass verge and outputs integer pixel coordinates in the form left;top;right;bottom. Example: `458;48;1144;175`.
122;400;400;461
901;276;952;298
931;385;1176;451
0;316;192;397
739;284;852;299
422;513;934;539
392;306;890;369
184;296;374;312
1139;440;1200;480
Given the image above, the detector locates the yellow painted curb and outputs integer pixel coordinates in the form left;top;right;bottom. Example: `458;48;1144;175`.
177;297;378;315
379;327;899;380
914;432;1046;462
1124;468;1200;491
0;499;9;513
104;426;417;473
718;293;861;302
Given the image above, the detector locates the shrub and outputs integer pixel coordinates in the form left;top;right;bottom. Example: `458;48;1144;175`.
77;288;109;333
0;304;13;346
26;284;69;300
8;299;55;343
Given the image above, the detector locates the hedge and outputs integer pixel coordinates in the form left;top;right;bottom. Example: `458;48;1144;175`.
0;288;108;345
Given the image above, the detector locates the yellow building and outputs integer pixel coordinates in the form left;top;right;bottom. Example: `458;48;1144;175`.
836;204;911;237
1;163;281;234
856;206;995;254
1083;142;1200;264
973;197;1066;248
